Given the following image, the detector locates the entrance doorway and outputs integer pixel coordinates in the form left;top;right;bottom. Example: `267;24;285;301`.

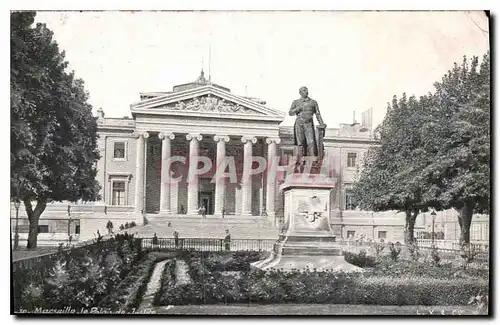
199;191;214;215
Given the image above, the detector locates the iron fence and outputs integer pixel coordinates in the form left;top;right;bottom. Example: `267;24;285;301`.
141;237;277;252
12;236;489;279
336;239;489;269
416;239;489;251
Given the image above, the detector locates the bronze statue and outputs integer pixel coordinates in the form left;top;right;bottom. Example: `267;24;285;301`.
289;86;326;162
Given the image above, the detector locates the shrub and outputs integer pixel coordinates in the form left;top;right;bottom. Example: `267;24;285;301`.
429;245;441;266
13;234;146;312
351;276;487;306
372;242;385;261
468;291;489;315
343;250;377;268
407;242;420;261
154;259;177;306
20;283;44;312
460;244;479;270
389;243;402;262
99;254;157;311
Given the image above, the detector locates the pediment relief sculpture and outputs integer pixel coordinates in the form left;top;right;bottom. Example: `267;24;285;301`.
162;95;264;115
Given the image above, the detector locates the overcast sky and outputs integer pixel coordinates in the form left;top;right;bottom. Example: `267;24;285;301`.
35;10;489;128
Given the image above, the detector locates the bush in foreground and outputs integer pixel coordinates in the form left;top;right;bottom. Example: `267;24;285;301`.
98;254;157;311
14;234;145;312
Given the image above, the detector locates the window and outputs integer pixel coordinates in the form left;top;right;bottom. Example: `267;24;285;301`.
113;142;126;159
347;230;356;239
37;225;49;233
345;188;359;210
75;222;80;235
112;181;126;205
378;231;387;240
347;153;357;168
70;219;81;235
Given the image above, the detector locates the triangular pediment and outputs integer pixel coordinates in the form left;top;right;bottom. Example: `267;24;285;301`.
156;94;264;115
130;85;285;120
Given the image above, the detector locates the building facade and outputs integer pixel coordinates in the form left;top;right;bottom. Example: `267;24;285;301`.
93;72;382;236
10;72;489;246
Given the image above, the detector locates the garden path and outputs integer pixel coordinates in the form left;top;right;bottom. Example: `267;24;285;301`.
139;260;167;309
151;304;484;315
175;260;191;286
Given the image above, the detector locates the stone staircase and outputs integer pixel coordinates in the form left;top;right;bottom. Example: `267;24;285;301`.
136;214;280;239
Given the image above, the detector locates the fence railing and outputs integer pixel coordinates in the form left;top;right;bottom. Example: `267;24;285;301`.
336;239;489;269
141;237;277;252
415;239;489;251
13;236;489;279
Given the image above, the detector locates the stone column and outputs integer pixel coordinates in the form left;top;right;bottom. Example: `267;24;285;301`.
266;137;281;217
158;132;175;214
186;133;203;215
214;135;230;217
241;136;257;216
134;131;149;214
97;136;107;204
235;186;242;215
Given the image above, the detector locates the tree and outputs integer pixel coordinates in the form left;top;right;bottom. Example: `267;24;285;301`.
11;11;101;248
421;53;490;244
353;53;490;246
352;93;434;244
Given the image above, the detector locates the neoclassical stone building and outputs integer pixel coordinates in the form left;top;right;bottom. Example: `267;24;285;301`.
13;72;488;246
95;72;376;227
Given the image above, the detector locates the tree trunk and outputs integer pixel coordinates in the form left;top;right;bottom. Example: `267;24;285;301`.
403;209;418;245
23;198;47;249
458;201;474;245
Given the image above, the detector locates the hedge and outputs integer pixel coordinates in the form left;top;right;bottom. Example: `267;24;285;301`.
155;252;488;306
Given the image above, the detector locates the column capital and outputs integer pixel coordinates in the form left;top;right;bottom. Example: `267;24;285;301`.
134;131;150;139
186;133;202;141
158;132;175;140
214;135;230;143
266;137;282;145
241;136;257;144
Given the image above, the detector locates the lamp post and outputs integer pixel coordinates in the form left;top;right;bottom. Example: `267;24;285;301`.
431;210;437;246
13;200;21;250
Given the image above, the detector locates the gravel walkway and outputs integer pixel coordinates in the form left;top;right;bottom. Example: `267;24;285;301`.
139;260;168;308
174;260;191;286
152;304;484;315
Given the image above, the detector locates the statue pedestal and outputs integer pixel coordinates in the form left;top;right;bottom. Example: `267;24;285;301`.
252;174;361;272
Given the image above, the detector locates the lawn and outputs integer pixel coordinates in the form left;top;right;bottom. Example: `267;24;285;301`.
12;247;59;261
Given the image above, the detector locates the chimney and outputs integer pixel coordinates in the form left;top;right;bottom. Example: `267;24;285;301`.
351;111;359;127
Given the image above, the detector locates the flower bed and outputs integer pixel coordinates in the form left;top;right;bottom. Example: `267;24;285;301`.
154;251;488;306
344;250;488;280
98;254;157;311
14;233;147;312
370;257;489;280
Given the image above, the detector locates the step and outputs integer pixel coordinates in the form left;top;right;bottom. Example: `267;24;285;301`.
145;214;275;224
131;221;279;240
